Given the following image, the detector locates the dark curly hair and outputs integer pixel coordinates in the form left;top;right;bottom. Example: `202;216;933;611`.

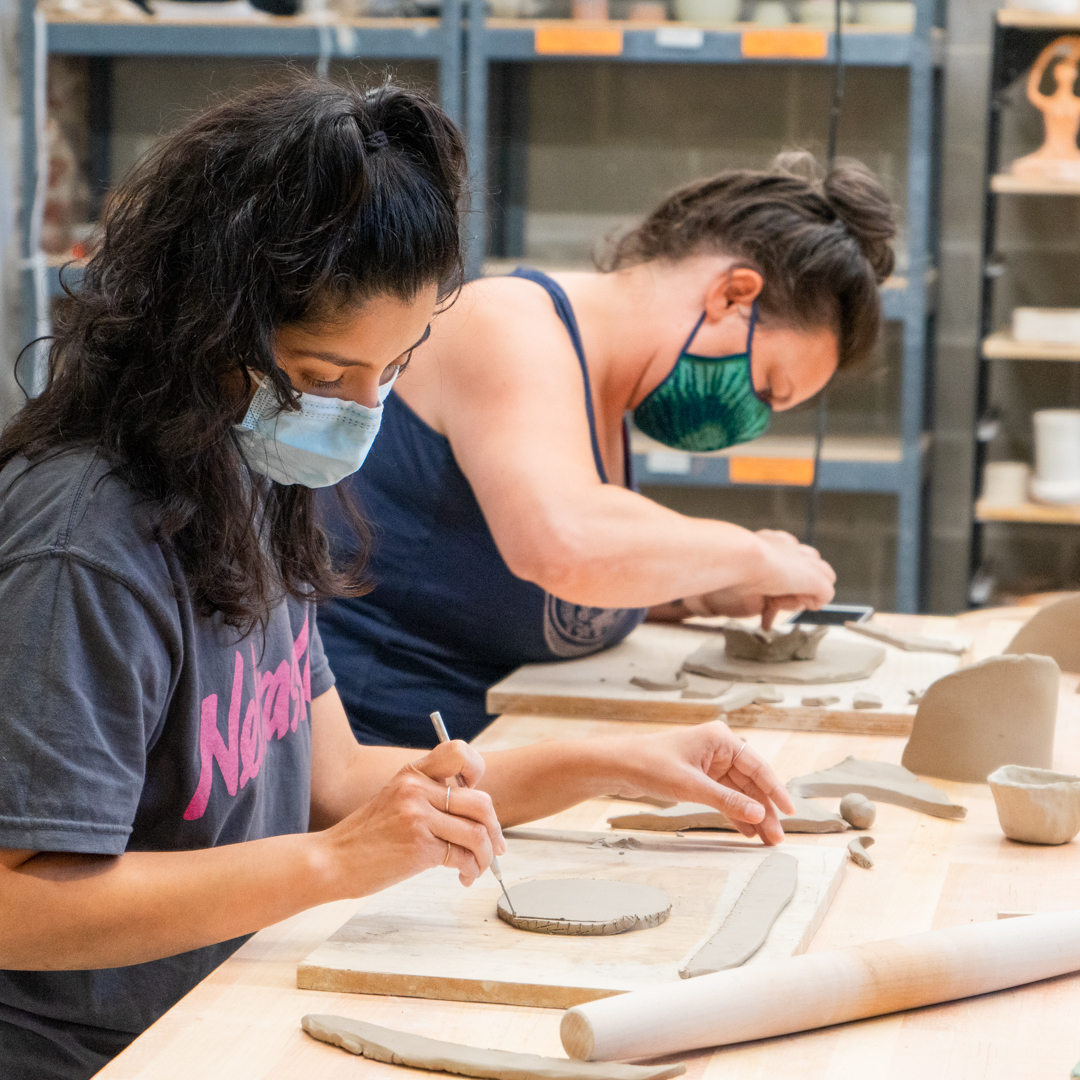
600;152;896;370
0;76;466;632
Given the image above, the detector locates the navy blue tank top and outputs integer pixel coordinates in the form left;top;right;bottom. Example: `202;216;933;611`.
318;269;647;747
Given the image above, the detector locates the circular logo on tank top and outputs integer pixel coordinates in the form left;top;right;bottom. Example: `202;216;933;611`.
542;594;631;659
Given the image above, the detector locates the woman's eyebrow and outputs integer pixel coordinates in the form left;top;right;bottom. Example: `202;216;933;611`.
301;350;372;368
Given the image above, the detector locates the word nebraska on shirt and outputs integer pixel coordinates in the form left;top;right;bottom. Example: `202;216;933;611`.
184;615;313;820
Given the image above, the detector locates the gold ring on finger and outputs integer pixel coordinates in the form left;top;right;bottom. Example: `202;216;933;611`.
443;841;452;866
445;785;451;814
732;740;747;766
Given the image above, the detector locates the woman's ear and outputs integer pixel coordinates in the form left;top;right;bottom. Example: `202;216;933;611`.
704;267;764;322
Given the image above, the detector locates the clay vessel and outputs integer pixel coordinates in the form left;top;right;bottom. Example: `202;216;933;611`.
1005;592;1080;673
988;764;1080;845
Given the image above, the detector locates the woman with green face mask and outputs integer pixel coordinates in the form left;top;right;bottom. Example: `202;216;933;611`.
317;153;897;749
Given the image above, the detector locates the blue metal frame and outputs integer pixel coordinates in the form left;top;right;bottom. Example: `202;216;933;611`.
18;3;464;363
463;0;943;611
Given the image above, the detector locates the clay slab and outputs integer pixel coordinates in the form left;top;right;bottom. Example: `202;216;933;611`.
844;620;969;655
901;654;1058;783
679;853;798;978
720;624;828;662
682;636;886;685
496;879;671;936
787;756;967;820
607;797;847;834
301;1015;687;1080
1005;593;1080;673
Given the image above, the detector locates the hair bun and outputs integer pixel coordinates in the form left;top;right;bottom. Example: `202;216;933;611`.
823;159;897;283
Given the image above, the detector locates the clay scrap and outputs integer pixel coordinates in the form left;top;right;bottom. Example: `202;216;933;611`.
682;636;885;686
847;836;875;869
301;1015;687;1080
752;685;784;704
839;793;876;829
988;764;1080;845
801;694;839;707
720;623;828;662
844;620;969;655
679;852;797;978
787;756;967;820
1004;593;1080;674
606;796;847;834
630;673;688;692
852;691;882;710
496;879;671;936
901;654;1058;783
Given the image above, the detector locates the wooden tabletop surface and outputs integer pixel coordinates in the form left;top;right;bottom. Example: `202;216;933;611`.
95;609;1080;1079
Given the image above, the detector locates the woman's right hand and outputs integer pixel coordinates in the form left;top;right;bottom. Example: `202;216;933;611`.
321;740;506;897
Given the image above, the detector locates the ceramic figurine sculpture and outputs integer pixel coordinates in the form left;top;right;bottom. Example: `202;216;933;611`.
1011;36;1080;183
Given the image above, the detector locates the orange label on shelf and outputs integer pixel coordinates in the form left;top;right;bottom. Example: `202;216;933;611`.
534;26;624;55
740;28;828;58
729;457;816;486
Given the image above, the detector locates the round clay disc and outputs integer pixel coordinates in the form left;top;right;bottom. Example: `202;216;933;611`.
496;878;671;936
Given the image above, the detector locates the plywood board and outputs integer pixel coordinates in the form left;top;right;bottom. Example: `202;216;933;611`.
486;623;963;735
298;829;845;1009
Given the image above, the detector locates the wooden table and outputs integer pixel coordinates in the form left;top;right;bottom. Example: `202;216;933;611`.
96;610;1080;1079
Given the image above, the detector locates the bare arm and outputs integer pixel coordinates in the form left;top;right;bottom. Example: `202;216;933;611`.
409;282;833;612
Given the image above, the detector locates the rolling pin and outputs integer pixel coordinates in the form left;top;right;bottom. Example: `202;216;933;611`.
561;910;1080;1061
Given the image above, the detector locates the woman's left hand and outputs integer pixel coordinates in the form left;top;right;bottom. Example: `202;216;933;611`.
603;722;795;845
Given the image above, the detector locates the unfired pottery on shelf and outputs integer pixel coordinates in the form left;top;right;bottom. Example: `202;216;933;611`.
988;764;1080;845
901;654;1058;783
1005;593;1080;673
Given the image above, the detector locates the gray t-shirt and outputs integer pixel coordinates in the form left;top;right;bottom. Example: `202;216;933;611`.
0;448;335;1079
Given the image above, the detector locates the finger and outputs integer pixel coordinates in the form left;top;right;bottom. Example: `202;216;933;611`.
678;772;766;825
718;773;785;845
433;784;506;855
414;739;487;789
432;809;495;880
439;842;482;887
724;745;796;816
760;598;782;631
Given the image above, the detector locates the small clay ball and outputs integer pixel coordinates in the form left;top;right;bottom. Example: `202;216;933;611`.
840;793;876;829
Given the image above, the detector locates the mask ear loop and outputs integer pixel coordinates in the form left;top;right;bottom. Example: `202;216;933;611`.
745;300;770;408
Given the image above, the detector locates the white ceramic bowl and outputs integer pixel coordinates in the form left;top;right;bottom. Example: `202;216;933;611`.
988;764;1080;845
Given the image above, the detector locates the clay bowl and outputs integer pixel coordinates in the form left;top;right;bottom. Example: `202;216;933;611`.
988;764;1080;845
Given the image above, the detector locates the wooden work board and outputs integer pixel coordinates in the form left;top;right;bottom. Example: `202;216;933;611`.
298;828;846;1009
486;622;965;736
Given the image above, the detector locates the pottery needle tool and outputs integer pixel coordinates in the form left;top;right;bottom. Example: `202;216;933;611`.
429;710;515;914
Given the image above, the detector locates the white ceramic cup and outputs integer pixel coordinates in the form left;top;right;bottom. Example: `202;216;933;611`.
1031;409;1080;505
674;0;739;18
981;461;1031;508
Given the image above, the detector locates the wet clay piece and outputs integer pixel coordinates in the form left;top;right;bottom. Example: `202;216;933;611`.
720;623;828;663
1004;594;1080;673
847;836;875;869
753;686;784;704
988;764;1080;845
839;793;876;829
496;879;671;936
901;654;1058;783
844;621;969;655
301;1015;687;1080
607;796;847;834
787;756;967;820
630;673;688;692
801;694;840;707
679;853;798;978
681;687;723;700
682;636;885;686
852;691;882;710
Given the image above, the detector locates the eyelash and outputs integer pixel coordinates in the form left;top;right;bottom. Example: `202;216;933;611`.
303;373;345;390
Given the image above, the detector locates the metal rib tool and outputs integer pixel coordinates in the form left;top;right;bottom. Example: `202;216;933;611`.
429;711;515;914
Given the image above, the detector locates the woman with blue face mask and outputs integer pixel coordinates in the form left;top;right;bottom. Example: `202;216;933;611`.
0;78;795;1080
317;154;897;749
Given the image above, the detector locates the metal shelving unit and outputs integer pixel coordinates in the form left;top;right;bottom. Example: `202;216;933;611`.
464;0;943;612
971;10;1080;573
18;1;464;368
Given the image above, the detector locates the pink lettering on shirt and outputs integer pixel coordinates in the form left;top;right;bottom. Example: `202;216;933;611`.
183;614;314;821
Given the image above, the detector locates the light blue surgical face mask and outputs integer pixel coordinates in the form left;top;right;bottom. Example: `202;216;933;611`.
234;371;397;488
632;302;771;452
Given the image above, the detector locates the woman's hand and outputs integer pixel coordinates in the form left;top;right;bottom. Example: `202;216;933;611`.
603;722;796;845
322;740;506;894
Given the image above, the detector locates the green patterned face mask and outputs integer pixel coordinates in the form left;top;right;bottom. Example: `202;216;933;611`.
632;302;771;452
